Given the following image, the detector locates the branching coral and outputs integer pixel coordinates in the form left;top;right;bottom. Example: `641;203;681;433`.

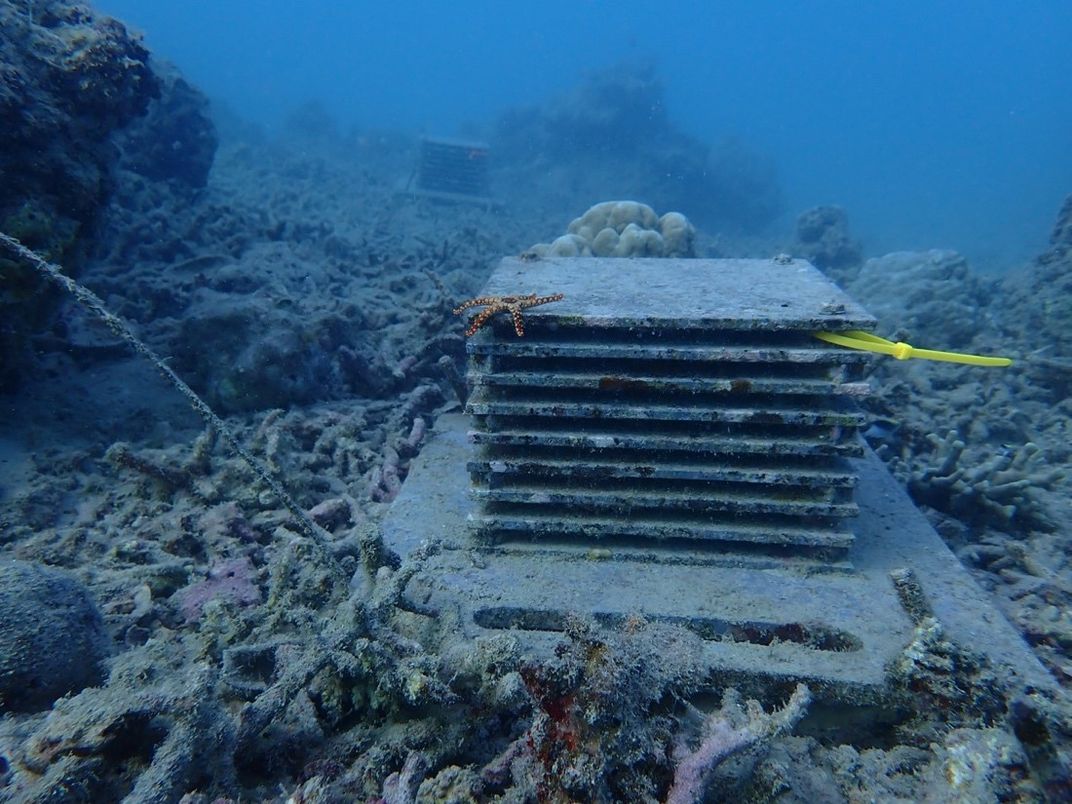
904;430;1065;531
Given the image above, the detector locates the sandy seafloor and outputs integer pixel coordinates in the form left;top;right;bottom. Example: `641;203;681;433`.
2;56;1072;804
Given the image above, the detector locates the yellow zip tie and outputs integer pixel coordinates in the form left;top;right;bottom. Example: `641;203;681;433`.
814;330;1012;367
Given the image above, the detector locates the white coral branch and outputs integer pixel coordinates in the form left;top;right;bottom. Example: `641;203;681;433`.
666;684;811;804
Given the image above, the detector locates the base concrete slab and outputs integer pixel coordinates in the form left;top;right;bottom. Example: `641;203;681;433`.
383;414;1057;703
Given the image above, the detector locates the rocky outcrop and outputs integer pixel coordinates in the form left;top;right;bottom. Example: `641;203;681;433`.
117;66;218;189
0;1;160;389
493;61;782;236
0;2;159;261
1001;194;1072;361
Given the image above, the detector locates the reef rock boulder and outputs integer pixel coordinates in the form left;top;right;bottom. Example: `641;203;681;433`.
848;249;992;348
1044;193;1072;259
0;560;110;712
792;205;862;278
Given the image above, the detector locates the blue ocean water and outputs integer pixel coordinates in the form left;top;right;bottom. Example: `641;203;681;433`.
4;2;1072;798
97;0;1072;270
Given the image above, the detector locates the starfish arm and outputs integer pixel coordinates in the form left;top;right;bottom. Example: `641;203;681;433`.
453;297;497;315
533;293;565;306
465;306;498;336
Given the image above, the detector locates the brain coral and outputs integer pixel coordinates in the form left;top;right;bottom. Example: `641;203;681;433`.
528;201;696;259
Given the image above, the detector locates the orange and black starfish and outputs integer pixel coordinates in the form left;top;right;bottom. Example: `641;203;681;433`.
453;293;565;337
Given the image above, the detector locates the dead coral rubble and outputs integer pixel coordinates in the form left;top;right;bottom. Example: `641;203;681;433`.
402;616;810;803
734;616;1069;803
0;643;235;803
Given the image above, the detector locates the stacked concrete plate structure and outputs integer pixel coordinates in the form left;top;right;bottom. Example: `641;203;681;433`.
383;256;1056;707
412;136;491;205
465;257;871;560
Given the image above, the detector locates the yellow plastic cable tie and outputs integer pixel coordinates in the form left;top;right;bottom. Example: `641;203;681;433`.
814;330;1012;367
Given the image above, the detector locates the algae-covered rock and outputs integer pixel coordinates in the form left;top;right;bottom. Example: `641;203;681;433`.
0;560;110;712
922;728;1040;802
